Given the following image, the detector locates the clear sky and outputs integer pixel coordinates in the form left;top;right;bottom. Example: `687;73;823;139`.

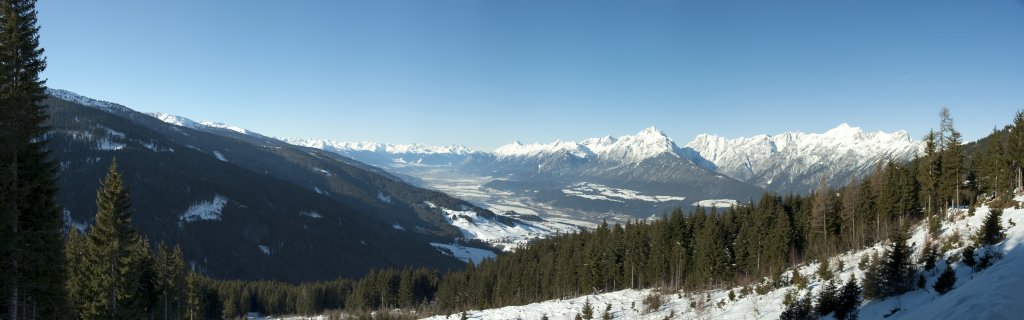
37;1;1024;150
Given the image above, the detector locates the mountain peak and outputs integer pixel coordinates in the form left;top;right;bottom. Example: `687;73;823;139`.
823;123;863;137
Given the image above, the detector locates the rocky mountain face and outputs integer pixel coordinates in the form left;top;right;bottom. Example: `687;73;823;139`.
686;123;922;193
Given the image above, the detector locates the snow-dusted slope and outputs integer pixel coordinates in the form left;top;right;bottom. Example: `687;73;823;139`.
150;111;261;137
424;196;1024;320
686;123;922;192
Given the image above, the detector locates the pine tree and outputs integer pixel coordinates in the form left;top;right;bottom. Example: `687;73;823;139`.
71;160;155;320
864;225;915;299
834;275;862;320
581;297;593;320
0;0;66;318
816;258;833;282
977;207;1004;246
1008;110;1024;192
780;293;814;320
933;264;956;295
814;279;838;317
155;243;188;320
962;246;976;269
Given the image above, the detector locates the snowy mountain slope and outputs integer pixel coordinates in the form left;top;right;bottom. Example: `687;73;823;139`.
44;89;484;282
686;123;923;193
424;197;1024;320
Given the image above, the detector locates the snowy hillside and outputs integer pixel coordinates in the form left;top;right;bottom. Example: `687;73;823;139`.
150;111;261;137
686;123;922;192
423;197;1024;320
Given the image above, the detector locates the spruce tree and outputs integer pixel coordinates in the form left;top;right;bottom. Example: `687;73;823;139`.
814;279;838;317
961;246;976;269
71;160;154;320
1008;110;1024;192
835;275;862;320
933;264;956;295
977;207;1004;246
581;297;593;320
0;0;66;318
779;293;814;320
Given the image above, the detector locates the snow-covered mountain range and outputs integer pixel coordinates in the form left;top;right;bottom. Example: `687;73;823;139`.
291;124;923;195
687;123;923;192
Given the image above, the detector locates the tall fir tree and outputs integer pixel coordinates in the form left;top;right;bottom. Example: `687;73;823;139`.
933;264;956;295
0;0;66;318
69;160;155;320
977;207;1004;246
1008;110;1024;192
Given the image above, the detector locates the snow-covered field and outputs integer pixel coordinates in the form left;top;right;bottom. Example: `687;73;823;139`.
692;199;739;208
430;243;498;264
424;196;1024;320
395;167;593;249
562;182;685;203
425;201;577;252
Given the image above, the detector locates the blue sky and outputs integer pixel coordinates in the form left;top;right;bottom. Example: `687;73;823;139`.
38;1;1024;150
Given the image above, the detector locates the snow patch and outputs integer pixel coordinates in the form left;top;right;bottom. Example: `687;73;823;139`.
178;195;228;226
95;138;125;151
392;223;405;231
562;182;685;203
299;211;322;219
427;201;564;251
258;245;271;255
377;191;392;204
213;151;227;162
692;199;739;208
430;243;497;265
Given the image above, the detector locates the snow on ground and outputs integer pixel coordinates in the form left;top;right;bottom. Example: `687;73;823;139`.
378;191;392;204
200;121;250;135
178;195;229;226
313;187;326;195
562;182;685;203
258;245;271;255
250;313;328;320
95;137;125;151
693;199;739;208
299;211;322;219
392;223;405;231
47;88;117;110
431;243;498;265
424;196;1024;320
213;151;228;162
426;201;573;251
